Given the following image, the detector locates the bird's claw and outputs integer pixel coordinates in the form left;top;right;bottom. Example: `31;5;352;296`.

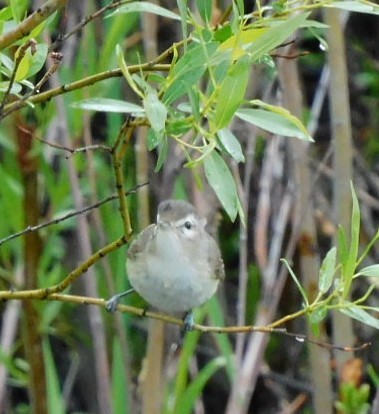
105;296;119;313
105;288;135;313
183;311;195;332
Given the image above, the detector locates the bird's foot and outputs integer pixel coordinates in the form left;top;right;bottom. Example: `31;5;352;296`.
183;311;195;332
105;288;135;313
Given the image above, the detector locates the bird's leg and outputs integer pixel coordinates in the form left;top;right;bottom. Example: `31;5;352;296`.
105;288;135;313
183;310;195;332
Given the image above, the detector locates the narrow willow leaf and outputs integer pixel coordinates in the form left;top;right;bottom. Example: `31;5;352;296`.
143;92;167;135
338;225;349;267
356;264;379;278
163;42;219;104
217;129;245;163
247;13;310;62
43;339;65;414
0;81;22;93
71;98;144;113
155;136;169;172
116;44;144;99
319;247;336;293
203;151;238;221
107;1;182;20
308;306;328;337
176;0;188;46
218;13;309;63
112;339;130;413
147;129;160;150
308;306;328;325
281;258;309;306
14;48;30;81
206;298;236;381
327;1;379;15
218;28;268;60
214;56;250;129
343;183;360;298
15;43;48;81
179;357;226;414
236;108;313;141
196;0;212;23
340;305;379;330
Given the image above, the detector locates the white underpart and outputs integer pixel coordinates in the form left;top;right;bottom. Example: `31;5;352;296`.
127;217;218;313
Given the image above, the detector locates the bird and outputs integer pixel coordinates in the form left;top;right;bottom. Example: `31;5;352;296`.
106;199;225;330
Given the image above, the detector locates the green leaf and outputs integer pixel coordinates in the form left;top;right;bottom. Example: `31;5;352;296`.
172;308;206;413
0;81;22;93
179;357;226;414
343;183;360;298
107;1;182;20
308;306;328;325
338;225;349;267
340;304;379;330
236;107;313;141
308;306;328;336
112;338;130;413
214;56;250;129
217;128;245;163
176;0;189;46
356;264;379;278
26;43;48;78
116;44;144;99
281;258;309;306
206;298;236;381
319;247;336;293
147;128;160;150
155;135;169;172
203;150;238;221
163;41;219;104
10;0;28;23
71;98;144;113
143;92;167;135
217;13;309;63
247;13;310;62
327;1;379;15
196;0;212;24
43;339;65;414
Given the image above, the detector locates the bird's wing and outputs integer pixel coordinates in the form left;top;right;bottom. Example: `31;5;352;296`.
206;234;225;281
127;224;156;260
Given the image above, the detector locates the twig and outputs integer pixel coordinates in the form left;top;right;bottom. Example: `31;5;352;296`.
0;52;64;119
0;0;67;50
0;40;36;113
0;63;170;120
112;119;134;236
0;290;371;352
17;123;112;155
0;183;147;247
49;0;125;52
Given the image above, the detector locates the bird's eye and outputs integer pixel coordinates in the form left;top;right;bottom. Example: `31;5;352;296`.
184;221;192;230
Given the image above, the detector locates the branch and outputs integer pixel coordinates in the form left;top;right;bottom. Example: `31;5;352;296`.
0;183;148;246
0;63;170;120
0;236;127;300
0;291;370;351
0;0;67;50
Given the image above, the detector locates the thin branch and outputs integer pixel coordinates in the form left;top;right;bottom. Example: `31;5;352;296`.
0;40;36;113
0;63;170;120
0;183;147;247
17;123;112;155
49;0;129;52
0;0;67;50
0;291;370;351
112;120;134;236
